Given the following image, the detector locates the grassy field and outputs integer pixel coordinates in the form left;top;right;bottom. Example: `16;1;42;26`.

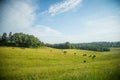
0;47;120;80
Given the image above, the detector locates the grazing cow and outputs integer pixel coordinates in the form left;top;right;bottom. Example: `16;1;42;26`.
83;60;86;63
83;53;87;56
89;55;91;57
74;53;76;55
21;47;25;49
92;55;96;59
63;51;67;55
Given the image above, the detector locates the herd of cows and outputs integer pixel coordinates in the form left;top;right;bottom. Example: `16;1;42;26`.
62;50;96;63
49;49;96;63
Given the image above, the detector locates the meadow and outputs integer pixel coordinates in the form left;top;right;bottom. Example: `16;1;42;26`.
0;47;120;80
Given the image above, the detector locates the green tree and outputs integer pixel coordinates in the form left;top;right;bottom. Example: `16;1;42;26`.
65;42;71;49
8;32;13;43
2;32;7;45
0;36;2;45
12;33;44;47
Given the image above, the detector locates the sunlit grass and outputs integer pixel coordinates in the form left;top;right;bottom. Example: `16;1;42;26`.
0;47;120;80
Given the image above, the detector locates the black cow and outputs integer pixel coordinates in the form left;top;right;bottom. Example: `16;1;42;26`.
92;55;96;59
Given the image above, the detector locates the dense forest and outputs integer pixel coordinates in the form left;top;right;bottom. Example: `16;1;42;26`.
0;32;44;47
0;32;120;52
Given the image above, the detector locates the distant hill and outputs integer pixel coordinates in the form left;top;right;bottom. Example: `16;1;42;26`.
0;32;120;52
46;42;120;52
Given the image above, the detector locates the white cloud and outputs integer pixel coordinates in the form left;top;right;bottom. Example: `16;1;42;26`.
51;16;120;43
21;25;62;43
86;16;120;33
83;16;120;42
1;0;35;32
26;25;62;37
0;0;63;43
1;0;119;43
1;0;93;43
48;0;82;16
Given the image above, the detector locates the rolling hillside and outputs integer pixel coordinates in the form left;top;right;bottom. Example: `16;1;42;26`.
0;47;120;80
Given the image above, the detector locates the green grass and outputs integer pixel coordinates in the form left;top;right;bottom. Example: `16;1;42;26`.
0;47;120;80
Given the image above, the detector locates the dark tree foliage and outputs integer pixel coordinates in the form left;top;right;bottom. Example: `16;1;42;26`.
65;42;71;49
46;42;120;52
1;33;7;45
0;32;44;48
0;32;120;51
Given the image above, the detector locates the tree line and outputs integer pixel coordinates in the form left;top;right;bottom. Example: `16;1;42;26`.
0;32;44;47
0;32;120;51
46;42;120;52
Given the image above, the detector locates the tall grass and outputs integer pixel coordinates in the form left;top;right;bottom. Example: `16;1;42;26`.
0;47;120;80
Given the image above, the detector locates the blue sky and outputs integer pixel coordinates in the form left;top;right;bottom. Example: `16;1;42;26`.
0;0;120;43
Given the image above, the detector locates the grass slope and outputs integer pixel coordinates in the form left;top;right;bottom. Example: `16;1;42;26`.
0;47;120;80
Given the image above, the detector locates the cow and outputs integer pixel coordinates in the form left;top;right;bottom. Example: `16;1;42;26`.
92;55;96;59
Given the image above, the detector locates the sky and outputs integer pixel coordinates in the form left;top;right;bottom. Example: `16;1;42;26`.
0;0;120;43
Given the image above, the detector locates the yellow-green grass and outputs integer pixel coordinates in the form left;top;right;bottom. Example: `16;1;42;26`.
0;47;120;80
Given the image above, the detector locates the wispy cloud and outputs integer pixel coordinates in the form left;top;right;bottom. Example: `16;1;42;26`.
48;0;82;16
0;0;62;43
23;25;63;43
0;0;35;32
51;16;120;43
28;25;62;37
1;0;119;43
83;16;120;41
